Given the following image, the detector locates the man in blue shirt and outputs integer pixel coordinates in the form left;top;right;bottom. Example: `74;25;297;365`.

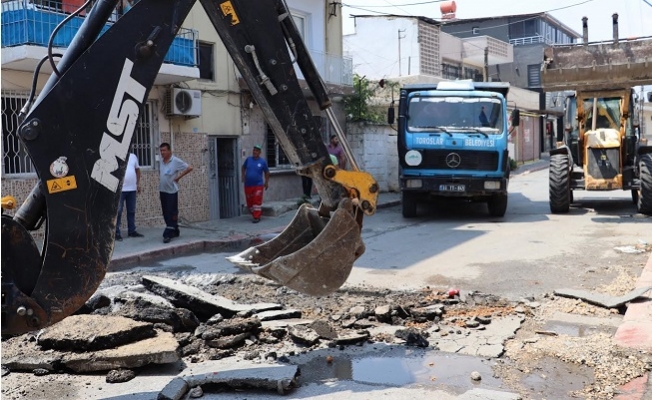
241;145;270;223
159;142;193;243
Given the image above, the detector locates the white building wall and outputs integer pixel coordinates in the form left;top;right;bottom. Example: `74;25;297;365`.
287;0;325;53
347;123;399;192
344;17;421;80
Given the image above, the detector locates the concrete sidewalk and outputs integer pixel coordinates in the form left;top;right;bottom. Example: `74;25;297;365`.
109;191;402;269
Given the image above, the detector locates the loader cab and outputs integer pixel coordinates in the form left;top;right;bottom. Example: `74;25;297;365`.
564;95;581;167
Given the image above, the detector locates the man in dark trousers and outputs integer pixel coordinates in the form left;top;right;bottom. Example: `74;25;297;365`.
159;142;193;243
242;145;270;223
116;149;143;241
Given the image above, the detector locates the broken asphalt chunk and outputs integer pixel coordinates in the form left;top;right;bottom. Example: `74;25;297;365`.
395;328;429;347
179;359;298;395
288;325;320;346
554;286;652;309
255;309;302;321
37;315;156;352
158;377;188;400
142;275;281;319
62;331;180;372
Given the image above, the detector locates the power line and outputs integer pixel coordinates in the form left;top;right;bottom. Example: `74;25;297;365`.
343;0;597;35
346;0;448;7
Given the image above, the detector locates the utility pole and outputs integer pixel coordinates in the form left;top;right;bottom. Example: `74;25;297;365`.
398;29;406;76
483;46;489;82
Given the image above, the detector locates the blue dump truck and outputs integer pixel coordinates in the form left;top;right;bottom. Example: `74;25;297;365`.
391;80;512;218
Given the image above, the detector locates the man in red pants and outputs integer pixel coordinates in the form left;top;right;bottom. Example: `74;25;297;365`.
241;145;270;223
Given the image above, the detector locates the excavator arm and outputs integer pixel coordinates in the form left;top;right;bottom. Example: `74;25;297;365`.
1;0;378;335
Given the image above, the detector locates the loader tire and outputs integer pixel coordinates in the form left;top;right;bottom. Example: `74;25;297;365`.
402;192;417;218
487;193;508;217
549;153;571;214
638;153;652;215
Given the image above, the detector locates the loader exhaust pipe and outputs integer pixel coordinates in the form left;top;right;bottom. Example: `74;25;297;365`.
612;13;619;44
582;16;589;46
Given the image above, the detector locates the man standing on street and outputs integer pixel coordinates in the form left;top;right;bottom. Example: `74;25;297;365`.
116;150;143;241
242;145;269;223
327;134;347;170
159;142;193;243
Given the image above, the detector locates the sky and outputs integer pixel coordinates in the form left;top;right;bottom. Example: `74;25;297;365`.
342;0;652;42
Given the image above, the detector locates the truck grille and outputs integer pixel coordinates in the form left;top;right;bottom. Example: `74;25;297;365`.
420;150;499;171
587;148;619;180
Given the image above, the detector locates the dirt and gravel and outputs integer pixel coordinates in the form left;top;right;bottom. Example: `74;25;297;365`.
2;254;651;400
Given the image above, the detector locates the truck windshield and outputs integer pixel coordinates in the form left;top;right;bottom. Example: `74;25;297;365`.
407;97;504;133
582;97;621;130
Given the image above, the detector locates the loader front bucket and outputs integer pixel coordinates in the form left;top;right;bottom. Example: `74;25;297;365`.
227;199;364;296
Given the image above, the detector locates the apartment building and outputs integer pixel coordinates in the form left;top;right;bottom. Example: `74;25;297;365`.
1;0;352;229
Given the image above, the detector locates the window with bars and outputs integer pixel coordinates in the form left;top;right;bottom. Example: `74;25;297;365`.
527;64;541;88
266;116;330;169
132;102;156;168
441;63;462;80
2;94;36;176
464;67;482;81
1;91;156;175
266;125;290;169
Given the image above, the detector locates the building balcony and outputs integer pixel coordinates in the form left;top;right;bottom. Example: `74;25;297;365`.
1;0;199;85
237;48;354;98
440;32;513;69
461;36;513;66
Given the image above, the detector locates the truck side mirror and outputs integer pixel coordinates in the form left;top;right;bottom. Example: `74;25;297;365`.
511;109;520;126
387;106;395;124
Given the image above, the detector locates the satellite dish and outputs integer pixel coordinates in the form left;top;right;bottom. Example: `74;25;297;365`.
175;90;193;113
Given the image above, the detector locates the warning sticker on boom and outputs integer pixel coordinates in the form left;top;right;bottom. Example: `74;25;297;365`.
47;176;77;194
220;1;240;25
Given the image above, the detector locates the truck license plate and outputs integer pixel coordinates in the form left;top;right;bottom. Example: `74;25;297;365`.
439;184;465;192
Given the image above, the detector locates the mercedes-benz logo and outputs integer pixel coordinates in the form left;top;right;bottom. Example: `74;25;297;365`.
445;152;461;168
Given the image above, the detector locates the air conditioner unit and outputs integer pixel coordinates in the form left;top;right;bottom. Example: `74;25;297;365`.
166;88;202;117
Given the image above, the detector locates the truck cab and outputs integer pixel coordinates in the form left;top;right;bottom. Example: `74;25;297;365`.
396;80;511;217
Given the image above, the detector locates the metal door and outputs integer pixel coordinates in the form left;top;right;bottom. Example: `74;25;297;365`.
208;137;240;219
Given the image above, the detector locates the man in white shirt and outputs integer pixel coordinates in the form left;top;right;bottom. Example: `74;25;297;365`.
116;151;143;241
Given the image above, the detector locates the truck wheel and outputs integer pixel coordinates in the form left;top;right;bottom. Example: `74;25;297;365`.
487;193;508;217
402;192;417;218
631;189;638;206
638;153;652;215
549;154;571;213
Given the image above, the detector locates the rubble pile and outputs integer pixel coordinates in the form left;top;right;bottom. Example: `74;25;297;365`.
1;273;523;397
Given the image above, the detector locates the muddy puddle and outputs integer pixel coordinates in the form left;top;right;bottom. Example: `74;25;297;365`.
516;356;594;398
293;346;508;395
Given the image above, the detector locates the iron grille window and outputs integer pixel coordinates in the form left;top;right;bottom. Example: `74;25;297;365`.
133;102;155;168
527;64;541;88
464;67;482;81
266;125;290;168
2;93;35;176
2;91;155;174
441;63;462;80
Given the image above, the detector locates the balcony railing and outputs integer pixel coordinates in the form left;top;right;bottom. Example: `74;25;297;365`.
1;0;197;67
304;50;353;87
509;36;554;46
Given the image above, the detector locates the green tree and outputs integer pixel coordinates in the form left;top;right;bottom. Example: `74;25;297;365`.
343;74;383;123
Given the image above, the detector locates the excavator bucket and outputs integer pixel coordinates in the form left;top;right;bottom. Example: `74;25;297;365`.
541;38;652;92
227;199;364;296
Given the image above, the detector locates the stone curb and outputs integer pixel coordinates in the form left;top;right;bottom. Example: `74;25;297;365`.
109;233;278;271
